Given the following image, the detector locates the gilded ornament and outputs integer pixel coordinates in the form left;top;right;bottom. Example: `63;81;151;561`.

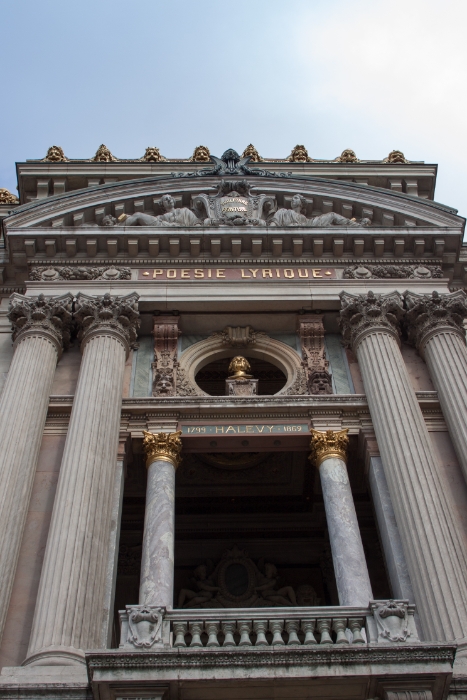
309;429;349;467
189;145;211;162
141;146;167;162
286;145;312;162
384;149;408;164
241;144;263;162
91;144;118;162
336;149;359;163
143;430;182;468
42;146;68;162
228;356;253;378
0;188;19;204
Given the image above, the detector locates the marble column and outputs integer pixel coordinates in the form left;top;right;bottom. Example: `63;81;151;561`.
340;290;467;642
140;431;182;609
26;292;139;666
405;290;467;484
0;293;72;646
310;429;373;607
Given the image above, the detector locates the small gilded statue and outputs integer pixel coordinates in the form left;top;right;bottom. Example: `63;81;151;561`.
226;356;258;396
228;356;253;378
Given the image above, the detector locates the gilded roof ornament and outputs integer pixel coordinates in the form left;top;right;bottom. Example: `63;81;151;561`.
384;149;408;164
309;429;349;467
42;146;68;162
286;145;313;162
189;145;211;162
0;188;19;204
241;144;263;162
143;430;182;469
336;149;359;163
141;146;167;162
91;144;118;162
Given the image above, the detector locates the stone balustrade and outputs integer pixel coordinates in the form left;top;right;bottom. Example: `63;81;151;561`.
119;601;419;650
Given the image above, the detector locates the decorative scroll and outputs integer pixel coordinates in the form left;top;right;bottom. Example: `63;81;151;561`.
298;315;332;395
152;315;181;396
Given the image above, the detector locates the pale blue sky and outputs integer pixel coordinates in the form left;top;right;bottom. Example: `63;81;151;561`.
2;0;466;217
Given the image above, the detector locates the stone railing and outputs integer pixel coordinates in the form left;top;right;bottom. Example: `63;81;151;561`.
119;600;419;650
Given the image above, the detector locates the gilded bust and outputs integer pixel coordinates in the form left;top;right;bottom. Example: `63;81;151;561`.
228;356;252;378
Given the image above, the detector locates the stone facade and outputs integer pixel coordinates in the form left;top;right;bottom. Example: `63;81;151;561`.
0;148;465;700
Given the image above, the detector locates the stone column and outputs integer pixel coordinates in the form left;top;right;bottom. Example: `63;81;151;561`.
310;429;373;607
140;431;182;609
26;292;139;666
405;290;467;484
340;290;467;642
0;293;72;646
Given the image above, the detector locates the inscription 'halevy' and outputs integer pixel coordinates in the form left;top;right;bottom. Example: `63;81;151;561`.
138;268;336;281
181;424;310;435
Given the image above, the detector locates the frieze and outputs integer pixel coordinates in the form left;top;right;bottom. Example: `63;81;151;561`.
343;264;443;280
29;265;131;281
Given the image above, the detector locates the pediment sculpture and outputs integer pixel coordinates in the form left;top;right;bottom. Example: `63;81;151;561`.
270;194;370;227
177;545;320;609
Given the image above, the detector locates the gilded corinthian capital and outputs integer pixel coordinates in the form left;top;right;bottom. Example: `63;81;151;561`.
74;292;140;355
404;290;467;353
8;292;73;355
339;291;405;350
309;429;349;467
143;431;182;469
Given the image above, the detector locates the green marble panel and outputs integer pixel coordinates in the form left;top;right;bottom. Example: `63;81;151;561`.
325;334;354;394
131;336;154;397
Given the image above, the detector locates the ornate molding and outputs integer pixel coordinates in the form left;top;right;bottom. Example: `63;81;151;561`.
8;292;73;355
152;316;180;396
143;430;182;469
339;291;405;350
29;265;131;281
127;606;164;648
404;290;467;354
344;264;443;280
298;315;332;395
309;429;349;467
212;326;266;347
75;292;139;355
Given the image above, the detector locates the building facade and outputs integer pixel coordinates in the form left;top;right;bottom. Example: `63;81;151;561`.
0;143;466;700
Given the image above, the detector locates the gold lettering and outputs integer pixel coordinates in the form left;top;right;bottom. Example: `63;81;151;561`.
167;269;177;278
242;270;252;278
275;269;281;278
298;269;309;278
226;426;236;433
262;269;272;278
266;426;275;432
217;269;226;278
246;426;253;433
284;269;295;278
237;426;246;433
194;269;204;278
249;269;259;278
215;426;224;433
153;269;163;278
312;269;322;278
256;426;265;433
181;269;190;278
208;269;212;278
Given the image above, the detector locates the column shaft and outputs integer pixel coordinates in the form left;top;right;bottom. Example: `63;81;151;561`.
140;459;176;607
27;334;127;664
357;330;467;640
423;330;467;482
0;336;58;643
319;456;373;606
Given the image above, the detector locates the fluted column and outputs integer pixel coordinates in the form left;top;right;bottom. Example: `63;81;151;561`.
405;290;467;484
26;292;139;666
310;429;373;607
0;293;72;646
340;291;467;642
140;431;182;608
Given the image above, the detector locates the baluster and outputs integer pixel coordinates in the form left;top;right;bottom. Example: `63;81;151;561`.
238;620;252;646
316;618;333;645
332;619;349;645
189;621;203;647
206;620;220;647
348;618;365;644
285;619;300;645
173;621;187;648
269;619;285;646
253;619;268;646
301;619;317;645
222;620;236;647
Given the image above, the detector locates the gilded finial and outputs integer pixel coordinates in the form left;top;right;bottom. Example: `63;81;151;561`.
143;430;182;469
42;146;68;162
384;149;408;164
141;146;167;162
91;144;118;162
286;145;312;162
309;429;349;467
0;188;19;204
242;144;263;162
189;145;211;162
228;356;252;379
336;149;359;163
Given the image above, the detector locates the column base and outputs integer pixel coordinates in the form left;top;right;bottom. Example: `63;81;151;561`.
22;646;86;667
0;662;88;698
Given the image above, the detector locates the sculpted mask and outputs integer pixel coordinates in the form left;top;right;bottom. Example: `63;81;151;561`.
190;145;211;162
43;145;68;162
287;145;312;162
